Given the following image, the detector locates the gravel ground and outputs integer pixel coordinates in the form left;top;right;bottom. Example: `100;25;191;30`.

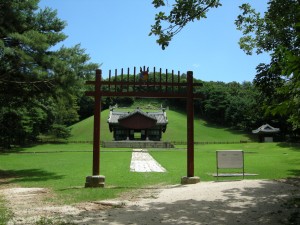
1;179;299;225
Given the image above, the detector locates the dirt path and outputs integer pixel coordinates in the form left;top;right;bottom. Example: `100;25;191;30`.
1;178;299;225
1;187;82;224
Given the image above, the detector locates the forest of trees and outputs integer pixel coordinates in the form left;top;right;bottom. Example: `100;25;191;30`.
1;0;299;148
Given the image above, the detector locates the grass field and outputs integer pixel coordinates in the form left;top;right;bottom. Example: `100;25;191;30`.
0;142;299;205
1;108;299;208
68;109;255;142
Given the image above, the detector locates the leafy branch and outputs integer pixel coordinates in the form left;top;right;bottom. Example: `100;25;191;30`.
150;0;221;49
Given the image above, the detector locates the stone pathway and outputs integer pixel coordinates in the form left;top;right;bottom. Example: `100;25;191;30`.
130;149;166;172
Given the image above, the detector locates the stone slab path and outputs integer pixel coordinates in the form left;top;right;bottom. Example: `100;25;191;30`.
130;149;166;172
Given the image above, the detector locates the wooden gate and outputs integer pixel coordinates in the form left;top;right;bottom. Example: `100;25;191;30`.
85;67;202;187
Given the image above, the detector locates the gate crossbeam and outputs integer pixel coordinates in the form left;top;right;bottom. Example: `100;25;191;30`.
86;91;202;99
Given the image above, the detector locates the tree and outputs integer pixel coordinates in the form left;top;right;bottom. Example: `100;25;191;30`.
201;82;229;124
150;0;221;49
235;0;300;133
0;0;66;146
0;0;99;147
225;82;261;130
0;0;66;87
51;44;98;126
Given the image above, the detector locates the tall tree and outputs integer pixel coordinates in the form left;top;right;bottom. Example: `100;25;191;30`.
51;44;98;126
0;0;66;147
235;0;300;133
0;0;99;147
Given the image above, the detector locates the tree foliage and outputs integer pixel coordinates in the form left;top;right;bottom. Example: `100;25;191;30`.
195;81;262;130
235;0;300;132
0;0;98;148
150;0;221;49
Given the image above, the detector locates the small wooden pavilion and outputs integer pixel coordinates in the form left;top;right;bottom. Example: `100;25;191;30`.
107;108;168;141
252;124;280;142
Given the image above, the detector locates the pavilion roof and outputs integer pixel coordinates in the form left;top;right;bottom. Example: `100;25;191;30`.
107;109;168;125
252;124;280;134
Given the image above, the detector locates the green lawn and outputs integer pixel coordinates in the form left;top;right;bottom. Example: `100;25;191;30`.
68;110;111;142
0;142;299;204
0;196;11;225
153;142;300;181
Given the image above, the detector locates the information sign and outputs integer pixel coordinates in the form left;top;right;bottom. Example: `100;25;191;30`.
216;150;244;179
217;150;244;169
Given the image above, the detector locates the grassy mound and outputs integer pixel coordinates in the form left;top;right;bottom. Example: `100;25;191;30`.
68;109;254;142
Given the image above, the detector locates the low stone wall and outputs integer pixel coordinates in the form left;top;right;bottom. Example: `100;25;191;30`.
102;141;174;148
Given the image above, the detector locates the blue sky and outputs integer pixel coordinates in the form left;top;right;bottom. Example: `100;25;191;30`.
39;0;269;83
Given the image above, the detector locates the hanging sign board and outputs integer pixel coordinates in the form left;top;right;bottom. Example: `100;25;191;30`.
216;150;244;169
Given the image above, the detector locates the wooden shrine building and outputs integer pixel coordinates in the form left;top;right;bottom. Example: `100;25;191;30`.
107;108;168;141
252;124;280;142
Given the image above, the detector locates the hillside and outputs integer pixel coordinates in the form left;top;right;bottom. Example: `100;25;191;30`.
68;108;253;143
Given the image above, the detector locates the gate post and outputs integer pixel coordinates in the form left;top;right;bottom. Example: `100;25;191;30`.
181;71;200;184
85;69;105;187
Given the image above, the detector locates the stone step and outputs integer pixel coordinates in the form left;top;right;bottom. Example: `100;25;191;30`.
102;141;174;148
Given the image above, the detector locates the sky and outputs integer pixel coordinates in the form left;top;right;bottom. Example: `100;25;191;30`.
38;0;270;83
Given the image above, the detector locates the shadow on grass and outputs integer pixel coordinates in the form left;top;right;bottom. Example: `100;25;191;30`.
0;169;64;185
277;142;300;152
0;144;50;154
68;180;300;225
201;120;257;141
0;146;31;154
288;169;300;177
0;142;87;155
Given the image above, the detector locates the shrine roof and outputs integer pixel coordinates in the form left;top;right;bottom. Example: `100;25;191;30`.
252;124;280;134
108;109;168;125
